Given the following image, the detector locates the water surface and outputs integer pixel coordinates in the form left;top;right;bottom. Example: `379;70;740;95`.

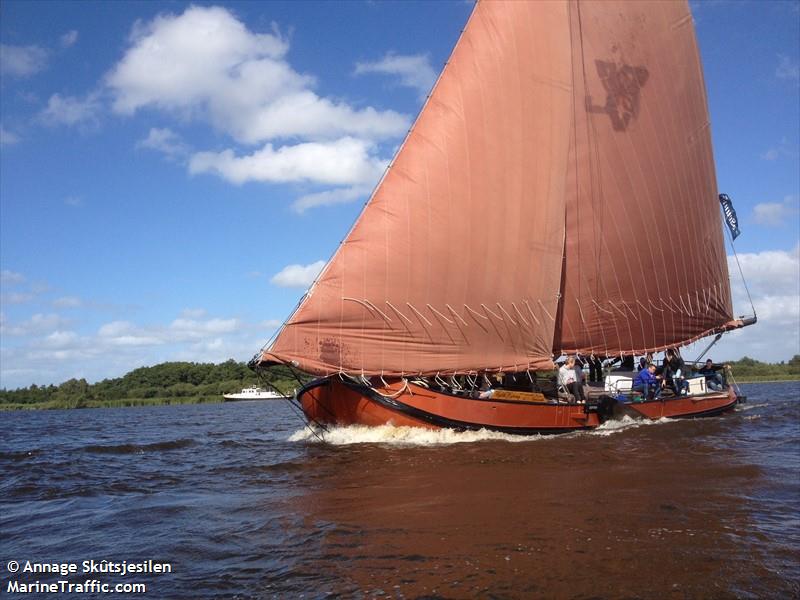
2;382;798;598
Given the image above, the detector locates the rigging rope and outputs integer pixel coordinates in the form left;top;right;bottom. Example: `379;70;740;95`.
725;220;757;318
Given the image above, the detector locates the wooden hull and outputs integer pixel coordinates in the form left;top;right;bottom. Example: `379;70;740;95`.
617;386;738;420
298;378;601;435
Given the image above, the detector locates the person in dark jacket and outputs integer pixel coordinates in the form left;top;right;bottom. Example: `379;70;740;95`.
698;359;724;391
633;364;662;400
588;355;604;383
664;349;690;396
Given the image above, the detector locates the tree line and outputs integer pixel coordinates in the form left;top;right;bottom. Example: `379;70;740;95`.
721;355;800;381
0;360;306;408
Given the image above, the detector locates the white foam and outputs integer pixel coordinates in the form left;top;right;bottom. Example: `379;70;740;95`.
289;423;542;446
288;414;676;446
737;402;769;412
585;414;673;437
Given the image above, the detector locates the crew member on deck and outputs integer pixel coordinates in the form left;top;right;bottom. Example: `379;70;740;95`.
632;364;662;400
664;349;690;396
698;359;725;391
558;356;586;403
588;355;604;383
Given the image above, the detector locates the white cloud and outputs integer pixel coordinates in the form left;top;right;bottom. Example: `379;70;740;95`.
760;138;798;161
137;127;189;159
64;195;84;207
1;270;25;285
760;148;779;161
40;92;102;127
292;185;371;213
0;126;20;146
729;244;800;299
752;196;799;227
1;313;70;336
98;321;135;337
96;320;165;347
106;5;408;144
52;296;83;308
0;292;35;305
169;317;240;336
42;331;79;348
355;52;437;99
270;260;325;288
700;245;800;363
776;54;799;81
189;137;387;186
0;310;283;389
0;44;48;77
60;30;79;48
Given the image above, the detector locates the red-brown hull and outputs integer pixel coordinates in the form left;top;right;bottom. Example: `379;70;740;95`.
620;387;738;420
298;378;600;435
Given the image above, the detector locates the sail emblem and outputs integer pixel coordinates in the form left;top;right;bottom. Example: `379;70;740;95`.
586;60;649;131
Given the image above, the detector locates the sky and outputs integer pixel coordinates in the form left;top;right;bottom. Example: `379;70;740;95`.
1;0;798;390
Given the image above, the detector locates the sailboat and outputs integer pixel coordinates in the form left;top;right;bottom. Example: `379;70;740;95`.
253;0;755;434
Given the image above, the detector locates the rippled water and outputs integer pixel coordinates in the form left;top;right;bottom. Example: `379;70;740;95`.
2;382;798;599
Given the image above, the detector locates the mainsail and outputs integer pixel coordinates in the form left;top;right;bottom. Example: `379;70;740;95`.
556;0;733;356
261;0;734;377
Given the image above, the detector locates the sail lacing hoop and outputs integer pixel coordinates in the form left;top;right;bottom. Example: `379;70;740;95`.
407;302;434;327
523;300;542;325
343;297;393;325
464;304;489;320
679;295;692;317
609;301;628;318
446;304;470;327
386;301;414;325
365;299;393;324
511;302;530;327
664;296;684;315
538;299;555;322
496;303;519;326
592;299;614;315
427;303;455;325
621;301;638;321
382;379;410;399
480;303;505;322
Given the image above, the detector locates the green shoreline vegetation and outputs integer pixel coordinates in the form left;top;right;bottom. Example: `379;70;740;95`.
1;356;797;411
0;360;308;411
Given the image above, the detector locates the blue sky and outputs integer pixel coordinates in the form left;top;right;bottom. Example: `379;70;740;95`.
1;0;798;389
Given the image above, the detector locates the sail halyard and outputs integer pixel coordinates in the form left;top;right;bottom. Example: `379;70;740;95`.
554;0;735;358
261;0;575;377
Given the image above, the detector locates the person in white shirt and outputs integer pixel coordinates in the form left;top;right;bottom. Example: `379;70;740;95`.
558;356;586;402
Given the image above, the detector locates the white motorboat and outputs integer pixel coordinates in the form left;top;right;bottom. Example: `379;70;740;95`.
223;386;286;401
